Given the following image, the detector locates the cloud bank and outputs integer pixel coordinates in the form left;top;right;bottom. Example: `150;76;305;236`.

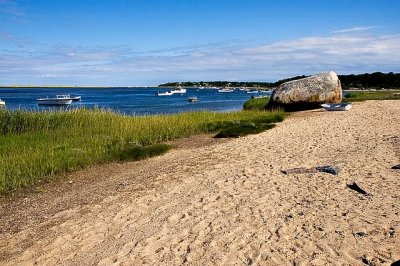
1;31;399;86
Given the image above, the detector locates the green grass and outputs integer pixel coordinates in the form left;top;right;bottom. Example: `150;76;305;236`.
214;123;276;138
211;112;284;138
243;97;270;110
0;108;285;194
115;143;172;161
344;91;400;102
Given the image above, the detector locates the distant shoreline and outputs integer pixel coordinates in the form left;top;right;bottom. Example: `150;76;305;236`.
0;85;273;90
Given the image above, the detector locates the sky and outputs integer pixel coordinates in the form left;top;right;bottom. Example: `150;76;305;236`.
0;0;400;86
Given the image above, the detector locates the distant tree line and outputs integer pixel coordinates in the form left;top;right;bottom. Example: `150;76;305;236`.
159;81;273;88
338;72;400;89
159;72;400;89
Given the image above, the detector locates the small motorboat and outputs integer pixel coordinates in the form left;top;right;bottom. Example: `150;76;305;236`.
170;85;186;94
155;91;173;96
37;95;73;105
67;94;81;101
0;99;5;106
218;88;234;93
188;96;198;102
246;90;259;94
321;103;352;111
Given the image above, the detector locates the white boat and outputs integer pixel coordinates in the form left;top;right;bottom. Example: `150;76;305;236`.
246;90;259;94
0;99;5;106
67;94;81;101
155;91;173;96
37;95;73;105
188;96;198;102
170;86;186;94
321;103;352;111
218;88;234;93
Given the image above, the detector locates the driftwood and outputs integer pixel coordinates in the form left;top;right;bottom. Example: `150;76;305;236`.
347;181;369;195
390;260;400;266
281;167;318;174
281;165;340;175
392;164;400;169
316;166;340;175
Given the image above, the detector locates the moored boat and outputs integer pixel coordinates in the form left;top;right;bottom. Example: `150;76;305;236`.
37;95;73;105
171;85;186;94
155;91;173;96
218;88;234;93
321;103;352;111
0;99;5;106
188;96;198;102
67;95;81;101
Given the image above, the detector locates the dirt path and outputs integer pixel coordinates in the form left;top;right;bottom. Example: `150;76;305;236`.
1;100;399;265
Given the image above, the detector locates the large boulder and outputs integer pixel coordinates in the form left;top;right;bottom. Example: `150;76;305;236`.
267;71;342;111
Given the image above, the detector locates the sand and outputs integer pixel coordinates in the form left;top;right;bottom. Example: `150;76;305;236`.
0;100;399;265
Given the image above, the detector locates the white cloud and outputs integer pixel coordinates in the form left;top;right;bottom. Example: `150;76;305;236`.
1;31;399;86
0;32;32;47
0;0;26;22
333;26;377;33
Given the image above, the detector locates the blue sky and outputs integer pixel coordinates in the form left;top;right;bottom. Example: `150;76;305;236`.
1;0;399;86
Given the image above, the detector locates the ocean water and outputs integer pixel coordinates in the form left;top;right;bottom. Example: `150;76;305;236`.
0;87;271;115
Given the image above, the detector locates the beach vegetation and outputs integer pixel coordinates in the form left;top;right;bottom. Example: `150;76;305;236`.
343;91;400;102
243;97;270;110
214;122;276;138
115;143;172;161
0;108;284;194
210;111;284;138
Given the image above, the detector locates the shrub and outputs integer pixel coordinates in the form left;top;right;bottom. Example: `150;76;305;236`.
243;97;270;110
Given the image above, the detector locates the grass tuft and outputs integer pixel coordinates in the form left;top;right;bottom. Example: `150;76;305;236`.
115;143;172;161
214;123;276;138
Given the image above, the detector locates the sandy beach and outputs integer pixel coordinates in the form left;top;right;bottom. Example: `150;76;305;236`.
0;100;399;265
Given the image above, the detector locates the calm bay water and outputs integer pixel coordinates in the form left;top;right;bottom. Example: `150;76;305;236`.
0;87;271;115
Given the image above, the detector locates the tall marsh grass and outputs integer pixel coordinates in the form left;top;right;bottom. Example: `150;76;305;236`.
0;108;285;193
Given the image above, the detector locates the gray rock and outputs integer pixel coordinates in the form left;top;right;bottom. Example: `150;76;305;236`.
316;165;340;175
347;181;370;195
281;165;340;175
267;71;342;111
392;164;400;169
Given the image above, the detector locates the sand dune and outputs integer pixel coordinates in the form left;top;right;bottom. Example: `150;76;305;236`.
0;100;399;265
